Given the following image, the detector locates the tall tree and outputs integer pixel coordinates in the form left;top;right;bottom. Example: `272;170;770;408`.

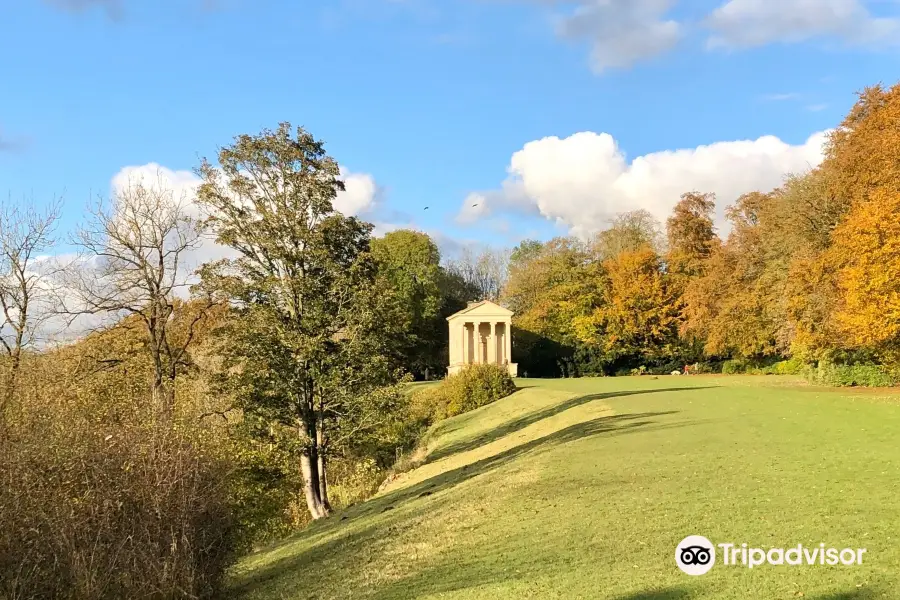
821;83;900;206
828;187;900;364
666;192;718;277
502;237;606;376
196;123;398;519
59;177;203;421
370;229;452;378
682;192;784;358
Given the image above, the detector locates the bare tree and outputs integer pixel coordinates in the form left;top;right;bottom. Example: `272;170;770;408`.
58;175;203;421
590;209;666;262
0;198;61;414
445;245;511;302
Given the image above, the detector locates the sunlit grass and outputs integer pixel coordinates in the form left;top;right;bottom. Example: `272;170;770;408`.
230;375;900;599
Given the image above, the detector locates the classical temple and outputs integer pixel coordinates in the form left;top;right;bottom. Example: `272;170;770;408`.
446;300;518;377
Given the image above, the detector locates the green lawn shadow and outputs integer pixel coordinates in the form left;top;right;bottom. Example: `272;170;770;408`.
426;387;716;463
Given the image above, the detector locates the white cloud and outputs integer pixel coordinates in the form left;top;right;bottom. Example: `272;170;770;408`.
761;92;801;101
458;129;830;237
706;0;900;48
336;167;378;217
555;0;682;72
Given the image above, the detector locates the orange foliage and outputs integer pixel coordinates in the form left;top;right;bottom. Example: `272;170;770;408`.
828;187;900;352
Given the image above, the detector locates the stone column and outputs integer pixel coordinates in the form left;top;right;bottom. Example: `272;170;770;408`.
489;322;497;364
462;321;469;365
505;319;512;365
475;322;483;363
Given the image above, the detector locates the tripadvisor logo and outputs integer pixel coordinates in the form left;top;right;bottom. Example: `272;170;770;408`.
675;536;867;576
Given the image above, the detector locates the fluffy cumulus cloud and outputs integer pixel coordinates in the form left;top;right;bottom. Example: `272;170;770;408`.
706;0;900;48
554;0;682;72
335;167;379;216
458;130;830;236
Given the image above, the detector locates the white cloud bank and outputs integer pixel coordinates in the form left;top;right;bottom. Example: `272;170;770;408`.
459;129;830;236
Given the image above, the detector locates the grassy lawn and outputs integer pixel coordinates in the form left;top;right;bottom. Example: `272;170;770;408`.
229;376;900;599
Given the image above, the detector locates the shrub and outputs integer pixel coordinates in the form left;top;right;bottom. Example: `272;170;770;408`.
721;359;748;375
0;353;240;600
0;422;236;600
720;357;805;375
411;364;516;423
769;358;806;375
809;362;898;387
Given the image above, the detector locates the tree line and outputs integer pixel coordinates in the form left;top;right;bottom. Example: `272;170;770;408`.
504;84;900;385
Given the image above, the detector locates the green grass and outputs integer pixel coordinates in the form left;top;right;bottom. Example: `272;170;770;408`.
230;376;900;599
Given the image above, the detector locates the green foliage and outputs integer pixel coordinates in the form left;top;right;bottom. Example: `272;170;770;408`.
807;361;898;387
721;359;749;374
411;364;517;423
769;357;806;375
371;230;466;379
721;357;805;375
196;122;407;520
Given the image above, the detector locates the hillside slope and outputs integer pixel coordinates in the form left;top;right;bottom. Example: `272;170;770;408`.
230;376;900;599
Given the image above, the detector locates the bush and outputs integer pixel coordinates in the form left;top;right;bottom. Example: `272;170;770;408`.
769;358;805;375
0;422;236;600
721;357;805;375
721;359;748;375
411;364;516;423
808;362;898;387
0;352;239;600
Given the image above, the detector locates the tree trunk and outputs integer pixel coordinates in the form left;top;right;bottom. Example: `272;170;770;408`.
300;449;328;520
317;451;331;512
299;411;330;520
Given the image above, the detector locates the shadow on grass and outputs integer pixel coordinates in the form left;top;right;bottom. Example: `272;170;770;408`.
426;387;715;463
230;411;703;598
612;589;696;600
814;590;881;599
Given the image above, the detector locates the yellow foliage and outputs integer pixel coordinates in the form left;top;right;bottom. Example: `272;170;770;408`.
829;188;900;354
589;248;680;359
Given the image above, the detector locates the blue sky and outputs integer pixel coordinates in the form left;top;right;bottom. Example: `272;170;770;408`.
1;0;899;256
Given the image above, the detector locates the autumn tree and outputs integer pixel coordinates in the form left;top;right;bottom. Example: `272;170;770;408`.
503;237;606;376
827;187;900;364
582;248;680;363
821;83;900;206
196;123;402;519
666;192;717;277
682;192;785;358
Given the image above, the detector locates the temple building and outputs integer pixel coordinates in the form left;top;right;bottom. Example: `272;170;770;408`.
446;300;518;377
